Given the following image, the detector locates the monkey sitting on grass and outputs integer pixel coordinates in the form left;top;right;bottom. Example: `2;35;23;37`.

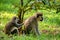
4;16;23;36
18;12;43;36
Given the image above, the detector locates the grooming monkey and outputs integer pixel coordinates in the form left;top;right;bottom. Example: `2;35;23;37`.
4;16;23;35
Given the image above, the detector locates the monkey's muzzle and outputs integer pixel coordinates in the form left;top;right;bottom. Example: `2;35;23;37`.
40;17;43;21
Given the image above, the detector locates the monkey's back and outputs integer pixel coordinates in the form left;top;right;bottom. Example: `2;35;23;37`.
4;21;14;35
23;16;38;33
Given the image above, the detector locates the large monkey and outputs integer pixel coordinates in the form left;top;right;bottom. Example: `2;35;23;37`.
21;12;43;35
4;16;23;35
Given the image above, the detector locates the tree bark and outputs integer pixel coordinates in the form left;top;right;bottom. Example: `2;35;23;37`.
18;0;24;23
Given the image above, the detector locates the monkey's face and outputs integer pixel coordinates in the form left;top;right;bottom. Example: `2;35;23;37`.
12;16;20;28
36;13;43;21
37;16;43;21
13;17;19;24
39;16;43;21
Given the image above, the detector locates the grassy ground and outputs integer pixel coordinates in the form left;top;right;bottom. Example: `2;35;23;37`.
0;9;60;40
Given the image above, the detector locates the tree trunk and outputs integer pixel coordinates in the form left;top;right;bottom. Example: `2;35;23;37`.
18;0;24;23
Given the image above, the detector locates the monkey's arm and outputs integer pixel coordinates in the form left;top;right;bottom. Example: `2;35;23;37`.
15;19;23;27
15;22;23;26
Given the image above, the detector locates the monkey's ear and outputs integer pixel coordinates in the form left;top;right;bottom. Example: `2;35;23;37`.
36;14;41;18
37;14;39;18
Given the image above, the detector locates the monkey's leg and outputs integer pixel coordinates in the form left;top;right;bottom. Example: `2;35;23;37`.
11;27;19;35
33;26;40;36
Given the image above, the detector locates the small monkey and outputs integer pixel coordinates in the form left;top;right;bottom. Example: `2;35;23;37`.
4;16;22;35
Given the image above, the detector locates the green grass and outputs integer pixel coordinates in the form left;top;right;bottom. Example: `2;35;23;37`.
0;10;60;40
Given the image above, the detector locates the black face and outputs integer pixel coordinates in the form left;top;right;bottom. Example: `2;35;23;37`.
36;13;43;21
40;16;43;21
